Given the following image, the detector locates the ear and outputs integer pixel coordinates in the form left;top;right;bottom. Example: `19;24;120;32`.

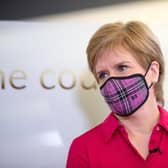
150;61;160;83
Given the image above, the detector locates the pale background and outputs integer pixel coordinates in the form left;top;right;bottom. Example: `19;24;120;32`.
0;1;168;168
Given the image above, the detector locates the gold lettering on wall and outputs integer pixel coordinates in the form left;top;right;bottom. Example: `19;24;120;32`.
0;70;5;89
80;71;97;90
10;70;26;89
58;70;76;89
40;70;55;89
0;69;98;91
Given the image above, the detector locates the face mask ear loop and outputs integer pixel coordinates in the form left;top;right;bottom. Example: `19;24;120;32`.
144;63;151;77
148;82;154;89
144;63;154;89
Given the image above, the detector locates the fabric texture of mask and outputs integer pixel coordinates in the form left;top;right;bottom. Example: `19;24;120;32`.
100;74;149;116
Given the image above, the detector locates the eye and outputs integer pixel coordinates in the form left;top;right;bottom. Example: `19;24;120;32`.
97;71;109;81
117;64;128;72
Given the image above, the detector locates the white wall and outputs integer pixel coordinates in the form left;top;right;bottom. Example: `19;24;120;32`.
1;1;168;168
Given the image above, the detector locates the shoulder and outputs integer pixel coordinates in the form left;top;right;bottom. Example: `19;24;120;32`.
158;105;168;130
72;122;104;146
68;118;110;155
70;112;119;147
66;122;104;168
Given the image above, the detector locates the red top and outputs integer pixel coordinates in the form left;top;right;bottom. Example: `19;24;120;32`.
66;106;168;168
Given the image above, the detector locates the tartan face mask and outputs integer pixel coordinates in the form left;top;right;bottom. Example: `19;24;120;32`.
100;68;152;116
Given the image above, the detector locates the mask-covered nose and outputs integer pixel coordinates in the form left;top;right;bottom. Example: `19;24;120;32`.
100;74;149;116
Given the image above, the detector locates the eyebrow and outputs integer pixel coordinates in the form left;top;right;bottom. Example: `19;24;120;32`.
113;61;131;68
95;61;131;76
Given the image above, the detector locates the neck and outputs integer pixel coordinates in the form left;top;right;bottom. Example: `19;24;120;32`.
116;103;160;135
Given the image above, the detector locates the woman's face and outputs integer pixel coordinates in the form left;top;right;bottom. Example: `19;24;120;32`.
95;47;148;85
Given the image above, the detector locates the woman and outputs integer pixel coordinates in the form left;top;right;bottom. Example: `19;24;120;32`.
66;21;168;167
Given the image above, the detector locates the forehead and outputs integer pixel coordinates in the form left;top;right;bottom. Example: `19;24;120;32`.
95;47;140;71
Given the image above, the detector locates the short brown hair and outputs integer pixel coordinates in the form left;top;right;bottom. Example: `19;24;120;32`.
86;21;165;106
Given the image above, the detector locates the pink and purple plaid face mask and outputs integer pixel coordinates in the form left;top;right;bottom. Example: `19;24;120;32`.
100;68;152;116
